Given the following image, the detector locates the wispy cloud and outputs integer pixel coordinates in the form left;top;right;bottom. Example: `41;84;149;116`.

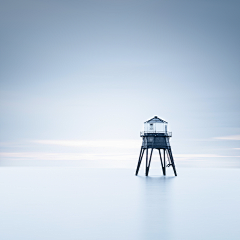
1;152;239;162
33;139;140;149
0;152;136;161
214;135;240;140
174;154;240;160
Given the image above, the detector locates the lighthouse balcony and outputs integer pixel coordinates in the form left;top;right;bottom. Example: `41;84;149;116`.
140;131;172;137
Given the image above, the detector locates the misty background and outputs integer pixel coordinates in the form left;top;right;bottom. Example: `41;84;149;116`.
0;0;239;167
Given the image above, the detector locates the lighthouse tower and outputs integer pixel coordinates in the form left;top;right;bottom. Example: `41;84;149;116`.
135;116;177;176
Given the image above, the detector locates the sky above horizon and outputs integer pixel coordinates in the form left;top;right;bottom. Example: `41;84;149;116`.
0;0;239;167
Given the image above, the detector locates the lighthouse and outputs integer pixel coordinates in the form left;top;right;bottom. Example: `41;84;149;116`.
135;116;177;176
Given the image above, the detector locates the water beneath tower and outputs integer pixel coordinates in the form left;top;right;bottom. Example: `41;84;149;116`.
0;167;240;240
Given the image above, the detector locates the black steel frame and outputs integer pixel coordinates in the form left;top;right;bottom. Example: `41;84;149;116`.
135;147;177;176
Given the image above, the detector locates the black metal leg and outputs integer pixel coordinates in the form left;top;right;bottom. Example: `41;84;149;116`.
163;149;166;176
167;148;177;176
136;148;176;176
135;147;144;175
145;148;148;176
146;148;153;176
158;149;164;175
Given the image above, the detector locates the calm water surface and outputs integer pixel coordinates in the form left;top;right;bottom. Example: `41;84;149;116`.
0;167;239;240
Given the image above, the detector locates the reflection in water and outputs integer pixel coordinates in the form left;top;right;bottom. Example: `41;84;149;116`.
138;175;175;240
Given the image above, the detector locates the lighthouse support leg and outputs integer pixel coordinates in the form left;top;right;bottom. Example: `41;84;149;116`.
167;148;177;176
158;149;164;175
146;148;153;176
163;149;166;176
135;147;144;175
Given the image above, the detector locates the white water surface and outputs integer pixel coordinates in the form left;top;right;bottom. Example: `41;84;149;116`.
0;167;240;240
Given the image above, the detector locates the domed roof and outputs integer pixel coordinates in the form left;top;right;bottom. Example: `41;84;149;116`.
145;116;168;124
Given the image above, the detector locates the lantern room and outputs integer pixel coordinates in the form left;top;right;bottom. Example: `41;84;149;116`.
144;116;168;133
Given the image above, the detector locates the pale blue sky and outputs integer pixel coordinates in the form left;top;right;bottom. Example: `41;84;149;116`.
0;0;239;166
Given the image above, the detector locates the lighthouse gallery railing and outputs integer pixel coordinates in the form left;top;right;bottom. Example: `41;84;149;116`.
140;131;172;137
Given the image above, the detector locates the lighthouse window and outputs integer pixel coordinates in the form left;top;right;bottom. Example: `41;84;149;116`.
150;124;153;130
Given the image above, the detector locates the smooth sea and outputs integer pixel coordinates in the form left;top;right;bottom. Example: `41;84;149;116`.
0;165;240;240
